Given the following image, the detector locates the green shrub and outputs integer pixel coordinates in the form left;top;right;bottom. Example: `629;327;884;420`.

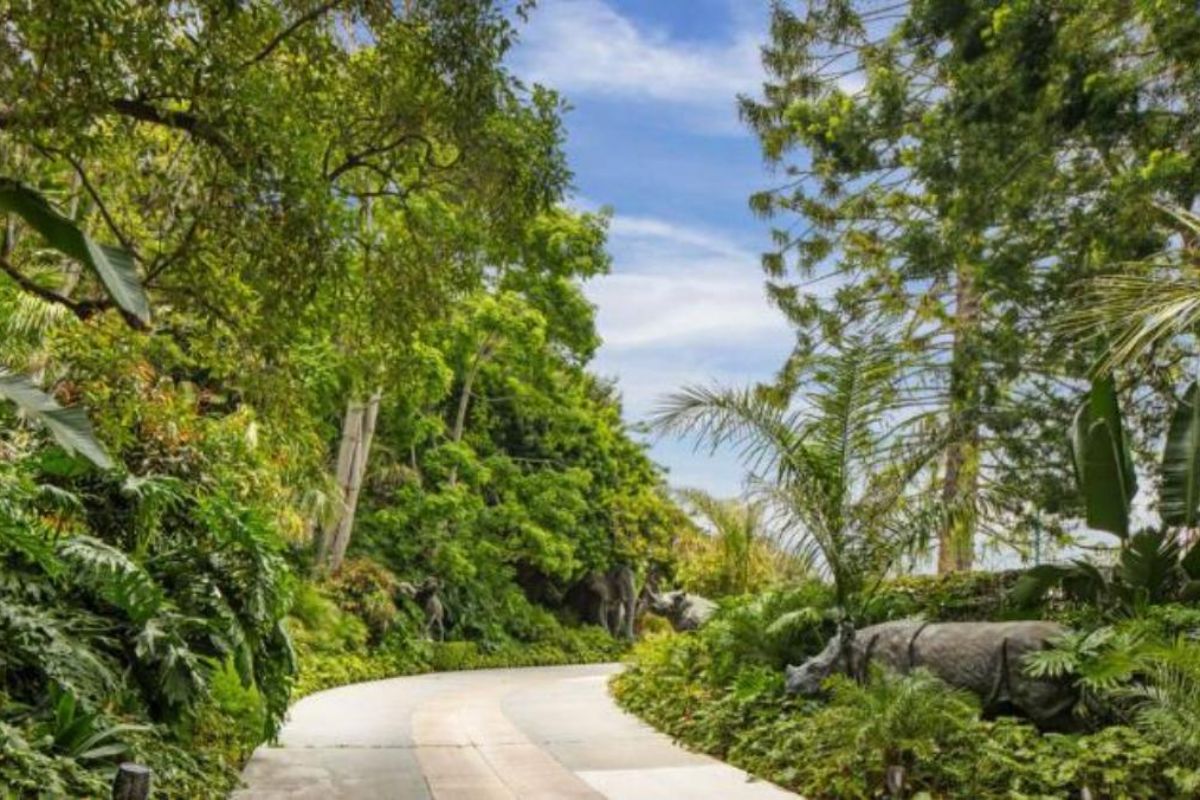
613;621;1189;799
289;595;625;700
865;570;1029;623
0;721;110;799
324;558;403;643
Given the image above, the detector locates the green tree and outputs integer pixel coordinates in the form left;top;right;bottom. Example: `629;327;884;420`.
654;339;940;617
741;0;1200;570
674;488;805;597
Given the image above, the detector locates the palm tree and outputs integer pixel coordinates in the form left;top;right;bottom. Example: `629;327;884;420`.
675;488;806;595
652;338;942;617
1063;205;1200;373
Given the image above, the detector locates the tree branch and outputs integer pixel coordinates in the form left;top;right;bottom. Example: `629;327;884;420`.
242;1;345;69
0;254;111;322
52;149;140;257
107;99;238;162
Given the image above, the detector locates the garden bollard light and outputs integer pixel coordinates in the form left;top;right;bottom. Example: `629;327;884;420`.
112;762;152;800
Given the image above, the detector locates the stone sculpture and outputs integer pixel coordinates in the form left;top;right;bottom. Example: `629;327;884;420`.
581;564;636;640
399;577;445;641
784;620;1075;727
645;589;716;632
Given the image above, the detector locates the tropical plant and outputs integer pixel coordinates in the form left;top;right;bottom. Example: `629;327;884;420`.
700;582;835;686
1014;376;1200;609
0;180;151;469
33;686;147;763
653;338;941;617
0;179;149;327
674;488;804;596
1119;637;1200;784
818;667;981;782
1063;206;1200;375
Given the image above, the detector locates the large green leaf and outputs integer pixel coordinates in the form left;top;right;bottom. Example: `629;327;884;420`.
1072;376;1136;538
1161;381;1200;526
0;179;149;326
1119;529;1180;604
1182;541;1200;580
0;370;113;469
1012;563;1078;607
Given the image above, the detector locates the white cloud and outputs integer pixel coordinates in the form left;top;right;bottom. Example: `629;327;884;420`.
512;0;764;109
578;211;794;492
608;215;748;262
588;273;784;349
584;213;788;351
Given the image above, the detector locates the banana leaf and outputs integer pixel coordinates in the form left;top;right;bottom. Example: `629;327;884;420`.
0;370;113;469
1071;375;1136;538
0;179;149;326
1161;381;1200;526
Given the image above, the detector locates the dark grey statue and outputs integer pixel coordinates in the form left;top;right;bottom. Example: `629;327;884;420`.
646;589;716;632
583;564;636;639
399;577;445;641
785;620;1074;727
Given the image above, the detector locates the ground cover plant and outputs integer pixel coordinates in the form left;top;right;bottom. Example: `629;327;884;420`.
612;584;1199;799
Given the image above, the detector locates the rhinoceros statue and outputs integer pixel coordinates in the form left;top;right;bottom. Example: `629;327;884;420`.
785;620;1075;728
646;589;716;632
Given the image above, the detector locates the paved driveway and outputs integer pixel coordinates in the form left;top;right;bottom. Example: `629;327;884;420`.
233;662;798;800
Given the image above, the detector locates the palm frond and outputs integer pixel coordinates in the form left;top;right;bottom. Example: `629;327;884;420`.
1061;205;1200;372
651;384;814;481
657;339;935;614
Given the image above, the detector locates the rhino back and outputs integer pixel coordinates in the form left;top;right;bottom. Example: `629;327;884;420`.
852;621;924;676
910;621;1065;697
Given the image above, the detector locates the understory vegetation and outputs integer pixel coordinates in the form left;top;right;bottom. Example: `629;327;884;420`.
4;1;1200;798
613;582;1200;799
0;3;676;797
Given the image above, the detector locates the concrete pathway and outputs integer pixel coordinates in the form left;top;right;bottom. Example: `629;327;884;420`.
234;663;798;800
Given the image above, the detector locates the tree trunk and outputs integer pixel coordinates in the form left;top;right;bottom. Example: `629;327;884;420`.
938;261;980;573
316;399;365;568
327;390;380;571
447;333;495;487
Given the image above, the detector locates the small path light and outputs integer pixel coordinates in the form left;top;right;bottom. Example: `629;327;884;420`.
112;763;152;800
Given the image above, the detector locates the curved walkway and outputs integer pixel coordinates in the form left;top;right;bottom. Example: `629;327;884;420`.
234;663;798;800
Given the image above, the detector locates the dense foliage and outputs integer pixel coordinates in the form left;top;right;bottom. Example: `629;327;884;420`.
613;583;1200;799
0;2;679;796
742;0;1200;570
611;4;1200;792
4;0;1200;797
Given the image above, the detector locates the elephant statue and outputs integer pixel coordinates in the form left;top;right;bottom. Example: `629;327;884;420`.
567;563;637;639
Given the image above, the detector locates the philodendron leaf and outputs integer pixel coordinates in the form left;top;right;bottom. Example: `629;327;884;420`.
0;370;113;469
0;179;150;326
1162;381;1200;526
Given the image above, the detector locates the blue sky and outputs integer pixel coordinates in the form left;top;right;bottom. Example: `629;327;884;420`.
509;0;792;498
